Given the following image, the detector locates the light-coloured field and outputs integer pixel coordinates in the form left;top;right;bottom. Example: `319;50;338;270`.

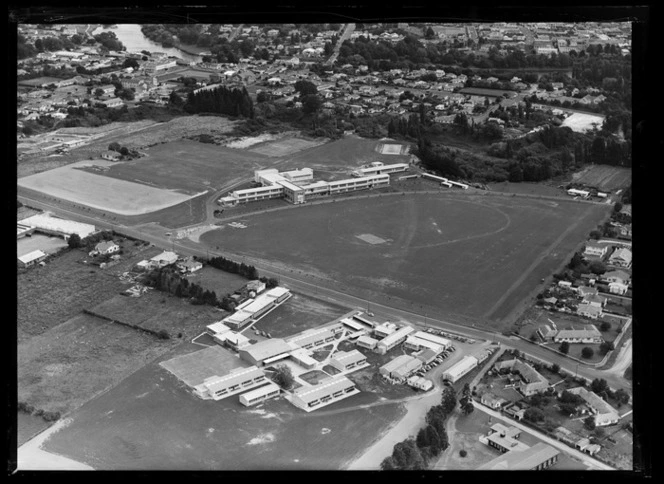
561;112;606;133
571;165;632;191
160;345;248;387
249;137;327;157
377;143;407;155
17;160;205;216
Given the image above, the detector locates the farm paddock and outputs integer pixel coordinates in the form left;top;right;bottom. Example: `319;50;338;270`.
201;192;609;331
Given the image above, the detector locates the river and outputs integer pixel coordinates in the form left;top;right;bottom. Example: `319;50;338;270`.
91;24;202;62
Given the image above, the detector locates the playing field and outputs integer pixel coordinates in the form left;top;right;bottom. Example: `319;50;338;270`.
561;112;606;133
41;351;406;470
280;136;412;173
17;160;203;216
200;193;609;328
248;137;327;157
571;165;632;192
77;139;272;194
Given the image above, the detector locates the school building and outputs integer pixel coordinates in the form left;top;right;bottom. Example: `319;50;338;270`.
290;375;359;412
194;366;268;400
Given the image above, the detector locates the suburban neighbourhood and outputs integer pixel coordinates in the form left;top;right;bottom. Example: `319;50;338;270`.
14;12;643;475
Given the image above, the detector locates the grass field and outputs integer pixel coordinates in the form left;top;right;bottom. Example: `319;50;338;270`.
182;265;249;299
40;351;406;470
486;182;566;197
571;165;632;192
18;160;202;216
88;291;223;340
17;413;50;448
18;313;178;416
252;293;351;338
17;243;159;343
279;136;412;173
248;136;327;157
561;113;606;133
82;139;271;195
201;192;609;330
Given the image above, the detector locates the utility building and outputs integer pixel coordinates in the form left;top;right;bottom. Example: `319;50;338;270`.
290;375;359;412
442;355;478;383
376;326;414;354
194;366;267;400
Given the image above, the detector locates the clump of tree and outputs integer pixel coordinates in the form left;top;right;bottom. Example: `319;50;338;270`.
93;31;125;52
559;341;570;355
185;85;254;118
17;401;61;422
272;365;295;390
81;230;115;249
145;266;219;307
581;347;595;359
207;256;259;280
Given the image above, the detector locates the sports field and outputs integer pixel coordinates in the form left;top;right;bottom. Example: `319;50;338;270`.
281;136;412;172
40;352;406;470
77;139;272;194
17;160;202;216
248;137;327;157
201;193;609;329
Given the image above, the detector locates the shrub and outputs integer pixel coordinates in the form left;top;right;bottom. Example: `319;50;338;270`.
459;449;467;458
157;329;170;340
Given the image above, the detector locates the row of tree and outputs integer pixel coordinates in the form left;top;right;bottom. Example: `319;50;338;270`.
380;387;458;470
207;255;259;280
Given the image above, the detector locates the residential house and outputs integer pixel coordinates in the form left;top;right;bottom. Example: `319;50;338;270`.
493;359;549;396
608;248;632;268
176;258;203;274
92;240;120;256
576;303;603;320
100;97;124;108
608;282;629;296
583;241;610;258
553;324;603;342
567;387;620;426
582;294;607;308
602;270;630;285
537;324;557;342
101;150;121;161
98;84;117;96
481;393;508;409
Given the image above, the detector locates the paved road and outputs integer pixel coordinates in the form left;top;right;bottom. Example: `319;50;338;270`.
17;191;631;395
228;24;244;42
325;23;355;66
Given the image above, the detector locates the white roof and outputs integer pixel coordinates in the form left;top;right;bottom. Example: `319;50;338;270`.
378;325;414;347
413;331;450;347
405;336;444;353
265;286;290;299
380;354;415;373
239;382;280;401
18;249;47;264
292;375;355;404
151;251;178;263
331;349;366;366
214;331;251;346
206;322;231;334
357;335;378;346
240;293;276;314
288;327;335;347
19;213;95;238
203;366;264;393
289;348;319;367
444;356;478;379
241;338;294;362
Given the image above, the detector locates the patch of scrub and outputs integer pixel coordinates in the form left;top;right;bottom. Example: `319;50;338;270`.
246;433;276;446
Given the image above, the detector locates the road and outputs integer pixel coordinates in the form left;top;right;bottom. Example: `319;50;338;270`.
17;190;631;395
228;24;244;42
16;419;93;471
325;23;355;66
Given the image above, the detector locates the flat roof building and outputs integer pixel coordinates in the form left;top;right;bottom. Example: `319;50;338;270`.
206;321;231;336
356;335;379;350
239;338;294;366
195;366;267;400
150;250;179;267
403;335;445;354
478;442;560;470
493;359;550;396
222;310;254;331
376;325;414;354
329;350;368;372
239;382;281;407
567;387;620;426
18;249;47;267
380;355;414;376
412;331;451;349
287;327;336;350
290;375;359;412
19;213;95;239
214;331;251;351
289;348;319;370
480;423;529;453
391;357;423;380
442;355;478;383
373;322;398;339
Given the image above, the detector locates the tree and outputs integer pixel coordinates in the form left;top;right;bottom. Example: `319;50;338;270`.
380;456;396;470
590;378;609;395
599;341;614;355
551;363;561;374
559;341;570;355
108;142;121;152
459;396;474;415
614;388;630;407
391;439;426;470
272;365;295;389
301;94;322;114
94;88;104;98
581;347;594;359
294;80;317;97
584;415;596;431
169;91;184;106
589;260;606;275
120;146;130;156
600;321;611;332
524;407;545;423
67;233;82;248
613;201;623;213
157;329;170;340
440;387;457;415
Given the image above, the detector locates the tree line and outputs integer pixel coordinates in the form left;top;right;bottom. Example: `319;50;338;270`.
206;255;259;280
380;387;458;470
185;85;254;118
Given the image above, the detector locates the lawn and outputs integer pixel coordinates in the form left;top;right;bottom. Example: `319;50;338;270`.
200;192;609;331
17;243;159;343
40;351;406;470
180;265;249;299
17;412;50;448
17;313;179;416
17;233;68;258
82;139;271;195
251;293;351;339
88;290;223;340
299;370;332;385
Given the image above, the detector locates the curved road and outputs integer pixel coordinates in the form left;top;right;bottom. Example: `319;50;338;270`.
17;191;630;395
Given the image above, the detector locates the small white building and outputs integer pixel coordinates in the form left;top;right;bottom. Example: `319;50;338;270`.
239;382;281;407
92;240;119;256
442;356;478;383
356;335;379;351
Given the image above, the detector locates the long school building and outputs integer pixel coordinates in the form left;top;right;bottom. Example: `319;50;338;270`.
290;375;359;412
220;167;392;206
239;382;281;407
195;366;267;400
376;325;415;354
